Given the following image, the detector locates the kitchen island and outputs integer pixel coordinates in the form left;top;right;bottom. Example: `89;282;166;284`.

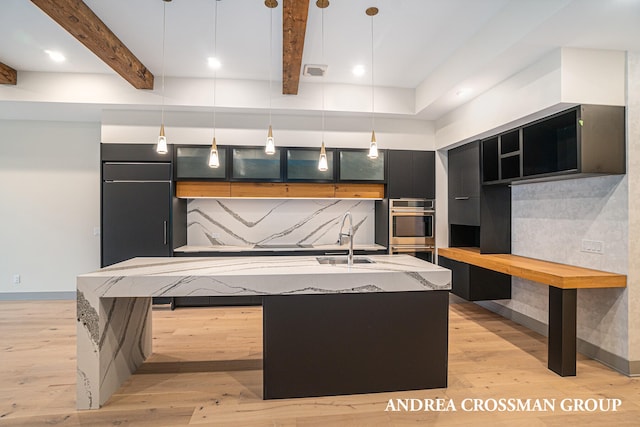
76;254;451;409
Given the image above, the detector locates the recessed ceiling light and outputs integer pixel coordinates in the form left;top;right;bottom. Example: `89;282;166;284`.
456;87;472;97
208;57;221;69
352;65;366;77
45;50;65;63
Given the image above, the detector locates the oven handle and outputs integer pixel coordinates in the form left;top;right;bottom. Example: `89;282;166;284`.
390;209;435;214
391;245;435;251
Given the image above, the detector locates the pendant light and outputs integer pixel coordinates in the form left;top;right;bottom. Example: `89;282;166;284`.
317;0;329;171
156;0;171;154
208;0;220;168
265;0;278;155
366;6;378;159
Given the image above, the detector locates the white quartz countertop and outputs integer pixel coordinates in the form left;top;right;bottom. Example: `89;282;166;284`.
173;243;388;253
77;254;451;298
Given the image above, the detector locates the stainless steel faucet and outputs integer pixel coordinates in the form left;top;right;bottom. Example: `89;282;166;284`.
338;212;354;266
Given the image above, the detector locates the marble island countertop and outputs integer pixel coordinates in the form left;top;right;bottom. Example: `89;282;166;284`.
75;254;451;410
78;254;451;299
173;243;388;253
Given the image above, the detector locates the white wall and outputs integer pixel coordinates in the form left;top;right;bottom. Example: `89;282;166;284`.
507;176;628;359
0;72;415;117
0;120;100;295
435;48;626;150
100;109;436;151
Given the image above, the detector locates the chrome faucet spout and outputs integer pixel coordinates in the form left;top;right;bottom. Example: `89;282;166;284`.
338;212;354;266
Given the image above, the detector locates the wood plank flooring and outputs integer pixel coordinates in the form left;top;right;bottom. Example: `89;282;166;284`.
1;298;639;426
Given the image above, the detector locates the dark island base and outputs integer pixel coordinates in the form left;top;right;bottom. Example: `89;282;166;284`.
262;291;449;399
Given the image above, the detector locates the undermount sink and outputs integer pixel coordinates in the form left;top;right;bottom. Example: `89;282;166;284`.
316;256;375;265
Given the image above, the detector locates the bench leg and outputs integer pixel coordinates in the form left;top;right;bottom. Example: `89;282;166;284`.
548;287;577;376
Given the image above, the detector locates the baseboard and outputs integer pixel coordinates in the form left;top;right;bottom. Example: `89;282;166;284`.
476;300;640;377
0;291;76;301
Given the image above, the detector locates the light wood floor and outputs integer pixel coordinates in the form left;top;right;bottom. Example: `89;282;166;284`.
1;298;639;426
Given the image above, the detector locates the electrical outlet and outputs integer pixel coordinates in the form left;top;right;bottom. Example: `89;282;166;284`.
12;274;21;285
211;233;220;239
581;239;604;254
93;227;101;236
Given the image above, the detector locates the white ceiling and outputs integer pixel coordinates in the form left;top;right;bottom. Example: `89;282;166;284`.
1;0;640;120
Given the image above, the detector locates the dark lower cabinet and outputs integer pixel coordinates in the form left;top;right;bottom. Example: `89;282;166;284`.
438;256;511;301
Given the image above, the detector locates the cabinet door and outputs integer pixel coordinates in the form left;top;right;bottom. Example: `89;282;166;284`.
387;150;413;198
438;256;511;301
232;147;283;181
438;256;471;300
338;150;385;182
449;142;480;198
412;151;435;199
286;148;335;181
102;181;171;266
176;146;227;179
448;142;480;226
388;150;435;199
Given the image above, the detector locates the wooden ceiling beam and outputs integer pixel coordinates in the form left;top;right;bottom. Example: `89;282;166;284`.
0;61;17;85
282;0;310;95
30;0;154;89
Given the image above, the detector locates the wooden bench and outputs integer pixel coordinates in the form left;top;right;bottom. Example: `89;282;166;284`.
438;247;626;376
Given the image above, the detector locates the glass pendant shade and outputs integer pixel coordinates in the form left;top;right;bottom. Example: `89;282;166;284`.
208;136;220;168
318;141;329;171
156;124;168;154
265;125;275;155
367;130;378;159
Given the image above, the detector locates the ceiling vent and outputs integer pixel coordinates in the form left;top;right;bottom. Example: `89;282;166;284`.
303;64;328;77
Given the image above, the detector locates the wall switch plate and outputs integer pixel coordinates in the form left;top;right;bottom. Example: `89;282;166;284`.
581;239;604;254
12;274;20;285
93;227;101;236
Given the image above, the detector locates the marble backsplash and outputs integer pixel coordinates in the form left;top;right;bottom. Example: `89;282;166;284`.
187;199;375;247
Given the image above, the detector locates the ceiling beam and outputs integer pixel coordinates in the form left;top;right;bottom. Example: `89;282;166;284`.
282;0;310;95
0;61;17;85
30;0;154;90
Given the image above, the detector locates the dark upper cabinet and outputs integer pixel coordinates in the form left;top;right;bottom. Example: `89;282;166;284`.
448;142;480;226
286;148;335;181
387;150;435;199
338;149;386;182
175;146;228;180
232;147;283;181
482;105;625;184
101;143;172;162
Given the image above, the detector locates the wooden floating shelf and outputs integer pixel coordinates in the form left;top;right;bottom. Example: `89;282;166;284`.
176;181;385;199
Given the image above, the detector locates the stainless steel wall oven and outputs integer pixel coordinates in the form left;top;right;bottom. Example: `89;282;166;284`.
389;198;435;262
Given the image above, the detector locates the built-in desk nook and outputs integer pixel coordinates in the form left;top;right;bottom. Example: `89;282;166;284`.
438;247;627;377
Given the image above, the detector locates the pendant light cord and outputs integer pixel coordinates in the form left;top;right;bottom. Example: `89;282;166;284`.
321;6;325;142
269;6;273;127
213;0;218;138
370;12;374;131
161;1;166;126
